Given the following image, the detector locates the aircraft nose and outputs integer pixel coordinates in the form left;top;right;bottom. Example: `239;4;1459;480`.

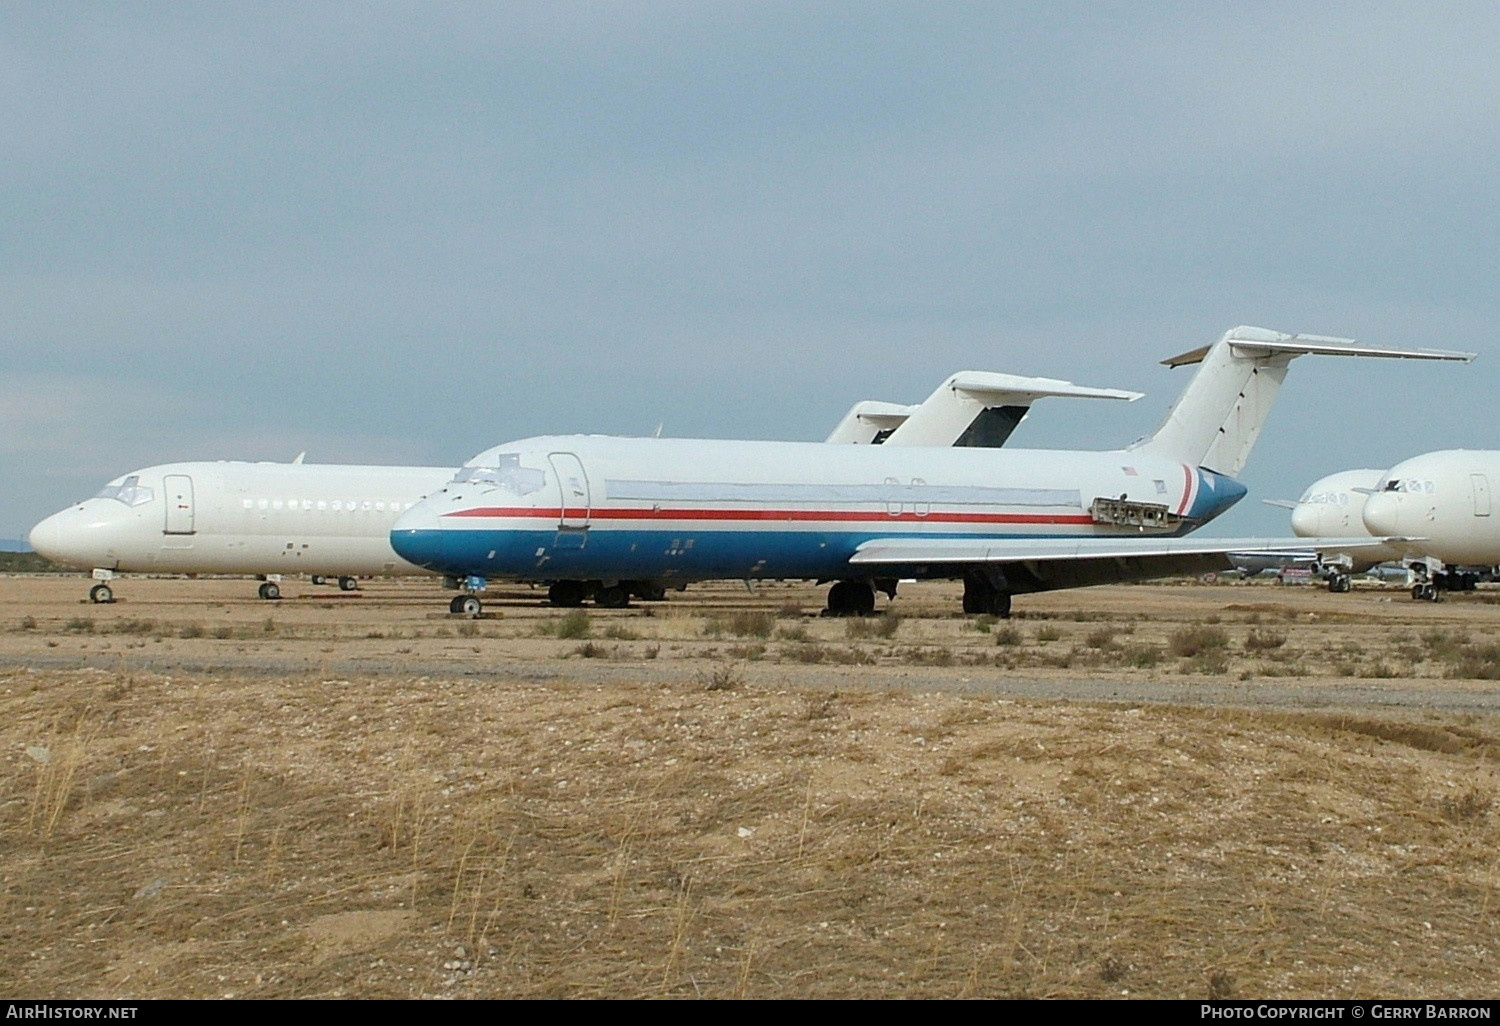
27;513;64;560
390;502;451;570
1289;503;1319;538
1362;492;1404;537
27;504;129;568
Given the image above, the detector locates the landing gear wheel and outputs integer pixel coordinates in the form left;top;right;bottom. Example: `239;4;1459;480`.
962;573;1012;618
1328;573;1351;594
258;581;281;601
311;576;326;586
548;581;586;607
338;576;358;592
451;595;482;616
825;580;875;617
636;582;667;602
595;584;630;609
1412;582;1439;602
89;583;114;604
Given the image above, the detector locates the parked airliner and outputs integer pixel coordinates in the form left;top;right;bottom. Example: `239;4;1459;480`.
29;461;454;602
1278;469;1405;592
390;326;1472;617
1357;450;1500;599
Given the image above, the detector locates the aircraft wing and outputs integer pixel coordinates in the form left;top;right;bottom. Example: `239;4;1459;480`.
849;535;1397;594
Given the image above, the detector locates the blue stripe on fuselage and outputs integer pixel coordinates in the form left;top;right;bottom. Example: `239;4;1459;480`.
391;526;1088;582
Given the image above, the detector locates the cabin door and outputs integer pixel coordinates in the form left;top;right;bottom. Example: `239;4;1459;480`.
549;454;592;546
163;475;196;534
1472;474;1491;517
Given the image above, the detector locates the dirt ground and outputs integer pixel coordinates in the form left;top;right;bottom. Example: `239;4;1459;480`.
2;573;1497;999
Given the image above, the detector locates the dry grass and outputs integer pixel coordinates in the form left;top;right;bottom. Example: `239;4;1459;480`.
2;666;1497;999
4;575;1500;998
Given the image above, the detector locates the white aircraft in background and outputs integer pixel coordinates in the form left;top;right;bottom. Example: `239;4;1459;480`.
390;326;1473;617
29;460;454;603
1357;450;1500;600
27;368;1132;604
1273;469;1406;592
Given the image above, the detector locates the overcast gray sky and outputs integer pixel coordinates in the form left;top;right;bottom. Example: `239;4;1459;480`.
4;2;1498;541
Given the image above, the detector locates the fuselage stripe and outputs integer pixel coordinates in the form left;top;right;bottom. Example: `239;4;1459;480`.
442;506;1096;526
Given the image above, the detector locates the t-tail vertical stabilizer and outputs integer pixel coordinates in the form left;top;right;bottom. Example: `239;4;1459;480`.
1129;326;1474;477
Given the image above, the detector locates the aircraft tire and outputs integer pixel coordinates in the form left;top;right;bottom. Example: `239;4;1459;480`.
258;581;281;601
635;582;667;601
595;584;630;609
89;583;114;604
548;581;586;607
311;576;326;586
338;576;358;591
826;580;875;617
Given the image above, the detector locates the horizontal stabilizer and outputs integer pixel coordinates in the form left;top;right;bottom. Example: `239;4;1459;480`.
880;371;1141;448
1137;326;1475;478
1160;326;1476;367
823;401;917;444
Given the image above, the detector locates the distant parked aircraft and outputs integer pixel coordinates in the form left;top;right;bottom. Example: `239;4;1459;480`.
29;460;453;603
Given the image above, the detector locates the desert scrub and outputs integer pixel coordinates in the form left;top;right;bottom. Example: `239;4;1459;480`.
846;613;901;639
1244;629;1287;651
1084;626;1119;649
993;625;1023;647
704;612;774;639
1169;625;1228;657
554;609;591;640
699;663;745;691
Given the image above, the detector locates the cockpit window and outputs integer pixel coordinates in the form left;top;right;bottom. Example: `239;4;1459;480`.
94;475;154;507
451;454;546;495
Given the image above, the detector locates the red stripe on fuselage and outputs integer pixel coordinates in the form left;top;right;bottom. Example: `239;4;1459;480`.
443;506;1095;526
1175;465;1194;516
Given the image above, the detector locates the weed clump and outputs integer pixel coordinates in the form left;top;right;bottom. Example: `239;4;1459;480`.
1169;625;1228;658
700;663;744;691
846;613;901;639
1244;629;1287;651
1446;643;1500;680
993;625;1023;647
705;612;774;639
555;610;591;640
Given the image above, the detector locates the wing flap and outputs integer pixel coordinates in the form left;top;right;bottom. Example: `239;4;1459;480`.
850;535;1397;566
850;535;1406;595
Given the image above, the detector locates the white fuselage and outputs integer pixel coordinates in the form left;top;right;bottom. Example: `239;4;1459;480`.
390;434;1245;584
29;461;454;576
1361;450;1500;568
1288;468;1404;571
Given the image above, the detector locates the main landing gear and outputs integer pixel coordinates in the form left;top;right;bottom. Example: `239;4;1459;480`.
544;580;670;609
89;583;114;604
824;580;876;617
962;570;1012;618
1326;572;1352;593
